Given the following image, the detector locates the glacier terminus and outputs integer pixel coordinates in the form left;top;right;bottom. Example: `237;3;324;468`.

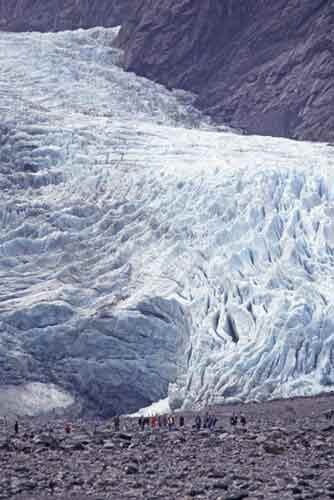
1;27;334;417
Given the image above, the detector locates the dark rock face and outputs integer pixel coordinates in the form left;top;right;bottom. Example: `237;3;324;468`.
0;0;131;32
118;0;334;142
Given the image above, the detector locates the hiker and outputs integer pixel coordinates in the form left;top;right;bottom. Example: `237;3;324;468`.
65;422;71;434
230;413;238;426
240;414;246;426
113;415;120;432
195;415;202;431
158;415;162;428
49;480;56;495
203;412;210;428
162;414;168;427
14;420;19;435
207;415;212;430
167;415;174;431
209;415;218;430
150;415;157;429
179;415;185;428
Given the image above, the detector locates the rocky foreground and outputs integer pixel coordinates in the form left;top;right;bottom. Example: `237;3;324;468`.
1;394;334;500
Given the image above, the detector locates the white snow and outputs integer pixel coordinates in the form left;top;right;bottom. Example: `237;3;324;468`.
0;27;334;415
128;398;171;418
0;382;74;417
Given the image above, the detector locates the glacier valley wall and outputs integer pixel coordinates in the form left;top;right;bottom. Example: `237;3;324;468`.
117;0;334;143
0;0;131;32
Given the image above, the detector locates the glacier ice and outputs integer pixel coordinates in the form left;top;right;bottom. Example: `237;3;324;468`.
0;27;334;416
0;382;74;417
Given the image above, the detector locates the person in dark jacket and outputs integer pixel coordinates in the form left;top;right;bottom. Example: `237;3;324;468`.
240;414;246;426
113;415;120;432
195;415;202;431
138;416;145;431
208;415;217;430
230;413;238;426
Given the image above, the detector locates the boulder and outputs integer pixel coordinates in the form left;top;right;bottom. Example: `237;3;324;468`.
263;441;286;455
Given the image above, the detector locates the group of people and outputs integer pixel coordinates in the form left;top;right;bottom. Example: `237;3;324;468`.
194;412;218;431
111;411;247;433
7;411;247;437
137;414;185;431
230;413;246;427
135;412;220;432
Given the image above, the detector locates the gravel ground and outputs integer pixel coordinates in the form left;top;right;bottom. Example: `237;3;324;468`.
1;393;334;500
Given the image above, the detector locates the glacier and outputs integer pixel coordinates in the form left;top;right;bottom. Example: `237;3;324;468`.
1;27;334;416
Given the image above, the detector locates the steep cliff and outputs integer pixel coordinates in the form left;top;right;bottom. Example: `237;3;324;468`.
118;0;334;142
0;0;130;32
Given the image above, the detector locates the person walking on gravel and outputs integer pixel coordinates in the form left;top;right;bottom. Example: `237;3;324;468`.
230;413;238;427
195;415;202;431
113;415;120;432
168;415;174;431
150;415;157;429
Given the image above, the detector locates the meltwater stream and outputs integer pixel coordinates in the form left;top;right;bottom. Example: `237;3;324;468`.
0;27;334;416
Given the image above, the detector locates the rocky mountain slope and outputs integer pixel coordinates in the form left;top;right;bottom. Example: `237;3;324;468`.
117;0;334;142
0;0;130;32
